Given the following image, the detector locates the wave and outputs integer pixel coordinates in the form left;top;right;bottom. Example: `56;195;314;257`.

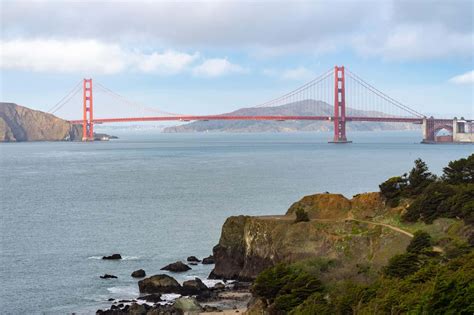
87;255;139;260
107;286;139;297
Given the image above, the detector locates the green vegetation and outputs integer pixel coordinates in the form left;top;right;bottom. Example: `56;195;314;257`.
250;155;474;314
379;154;474;225
294;207;310;223
252;231;473;314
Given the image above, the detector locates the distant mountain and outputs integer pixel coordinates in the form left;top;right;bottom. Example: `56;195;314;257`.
163;100;420;133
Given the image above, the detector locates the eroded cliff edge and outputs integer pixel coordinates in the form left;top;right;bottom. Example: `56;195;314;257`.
210;193;414;281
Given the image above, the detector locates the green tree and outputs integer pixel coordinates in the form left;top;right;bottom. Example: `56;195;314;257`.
383;253;420;278
407;230;432;254
294;207;310;223
402;182;456;223
406;158;436;196
379;175;407;206
443;154;474;184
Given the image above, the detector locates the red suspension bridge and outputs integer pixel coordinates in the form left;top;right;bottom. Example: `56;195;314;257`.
49;66;473;143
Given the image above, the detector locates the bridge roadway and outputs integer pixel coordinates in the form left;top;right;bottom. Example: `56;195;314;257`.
69;115;454;124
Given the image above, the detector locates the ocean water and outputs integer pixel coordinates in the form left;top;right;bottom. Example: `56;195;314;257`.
0;131;472;314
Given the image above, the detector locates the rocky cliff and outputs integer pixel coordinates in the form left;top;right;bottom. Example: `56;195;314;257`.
0;102;82;142
210;193;412;281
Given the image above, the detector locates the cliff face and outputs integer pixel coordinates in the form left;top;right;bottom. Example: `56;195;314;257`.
210;193;412;281
0;102;82;142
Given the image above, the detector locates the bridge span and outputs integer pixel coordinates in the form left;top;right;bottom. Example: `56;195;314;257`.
51;66;473;143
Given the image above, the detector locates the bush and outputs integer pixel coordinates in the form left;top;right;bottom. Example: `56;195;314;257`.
402;182;456;223
383;253;420;278
294;208;310;223
379;176;407;206
407;230;432;254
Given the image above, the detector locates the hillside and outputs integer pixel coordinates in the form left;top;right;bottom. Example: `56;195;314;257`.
164;100;420;133
0;102;113;142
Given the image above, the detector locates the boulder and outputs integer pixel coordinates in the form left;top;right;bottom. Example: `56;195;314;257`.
131;269;146;278
202;255;215;264
182;278;208;295
160;261;191;272
100;274;117;279
102;254;122;260
173;297;202;314
187;256;201;262
138;274;182;294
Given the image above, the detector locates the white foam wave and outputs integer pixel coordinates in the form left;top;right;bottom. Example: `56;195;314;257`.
160;293;181;302
107;286;139;297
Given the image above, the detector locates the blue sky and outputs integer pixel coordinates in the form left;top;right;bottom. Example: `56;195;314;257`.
1;0;473;119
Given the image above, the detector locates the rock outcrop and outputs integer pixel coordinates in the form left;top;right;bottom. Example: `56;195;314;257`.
0;102;115;142
0;102;82;142
210;192;411;281
160;261;191;272
138;274;182;293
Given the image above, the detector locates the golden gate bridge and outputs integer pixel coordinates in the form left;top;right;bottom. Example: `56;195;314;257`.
48;66;473;143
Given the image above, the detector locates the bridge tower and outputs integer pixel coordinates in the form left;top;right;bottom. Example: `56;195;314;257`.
330;66;351;143
82;78;94;141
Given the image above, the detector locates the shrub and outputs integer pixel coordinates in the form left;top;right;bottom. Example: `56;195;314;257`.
383;253;420;278
407;230;432;254
379;176;407;206
294;208;310;223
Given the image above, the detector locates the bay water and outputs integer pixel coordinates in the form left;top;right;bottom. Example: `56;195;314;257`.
1;131;472;314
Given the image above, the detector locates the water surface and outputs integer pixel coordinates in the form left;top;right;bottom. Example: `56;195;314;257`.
1;131;472;314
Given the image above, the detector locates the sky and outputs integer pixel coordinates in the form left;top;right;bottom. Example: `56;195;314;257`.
1;0;473;119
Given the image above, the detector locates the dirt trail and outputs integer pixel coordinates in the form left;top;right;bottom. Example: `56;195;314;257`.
257;215;443;252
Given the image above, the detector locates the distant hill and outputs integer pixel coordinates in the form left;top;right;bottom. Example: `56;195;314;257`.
163;100;420;133
0;102;115;142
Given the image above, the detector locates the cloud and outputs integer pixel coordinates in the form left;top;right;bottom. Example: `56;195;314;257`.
133;51;199;74
1;1;472;61
193;58;246;77
353;25;474;60
0;39;202;75
0;39;127;74
449;70;474;85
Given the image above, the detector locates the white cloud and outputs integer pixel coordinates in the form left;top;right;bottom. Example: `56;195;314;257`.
133;51;199;75
353;25;474;61
193;58;246;77
0;39;127;74
0;1;472;62
0;39;203;75
449;70;474;85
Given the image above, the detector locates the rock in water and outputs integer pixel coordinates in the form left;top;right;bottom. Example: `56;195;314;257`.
138;274;182;293
100;274;117;279
173;297;203;314
131;269;146;278
202;255;215;264
160;261;191;272
187;256;201;262
102;254;122;260
182;278;209;295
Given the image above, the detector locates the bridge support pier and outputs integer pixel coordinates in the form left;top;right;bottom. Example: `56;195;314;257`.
82;78;94;141
329;66;351;143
